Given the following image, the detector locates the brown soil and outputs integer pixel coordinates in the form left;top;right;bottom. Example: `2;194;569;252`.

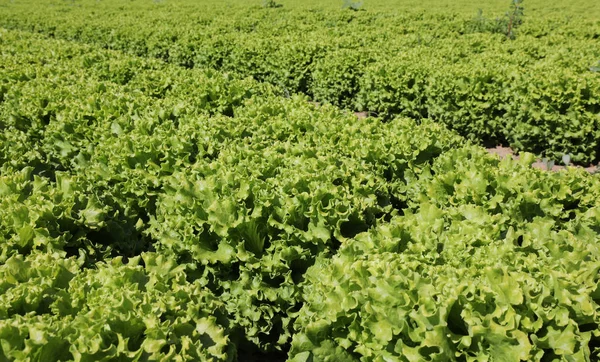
310;101;369;119
354;111;369;119
486;146;597;173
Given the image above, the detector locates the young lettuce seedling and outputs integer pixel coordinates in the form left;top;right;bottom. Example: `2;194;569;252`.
562;153;571;167
542;158;555;171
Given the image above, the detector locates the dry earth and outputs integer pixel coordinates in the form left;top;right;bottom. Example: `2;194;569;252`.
486;145;598;173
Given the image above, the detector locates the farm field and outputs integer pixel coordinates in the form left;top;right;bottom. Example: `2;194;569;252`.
0;0;600;361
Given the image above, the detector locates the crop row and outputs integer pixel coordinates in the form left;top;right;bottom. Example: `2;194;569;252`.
1;29;600;360
1;0;599;163
0;30;461;359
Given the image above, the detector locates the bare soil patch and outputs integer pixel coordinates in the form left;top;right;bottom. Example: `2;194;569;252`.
487;145;597;173
354;111;369;119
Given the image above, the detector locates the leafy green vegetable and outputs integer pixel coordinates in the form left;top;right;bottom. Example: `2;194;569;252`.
1;2;600;360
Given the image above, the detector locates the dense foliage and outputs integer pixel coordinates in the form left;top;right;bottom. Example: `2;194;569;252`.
0;0;598;163
291;149;600;361
1;0;600;361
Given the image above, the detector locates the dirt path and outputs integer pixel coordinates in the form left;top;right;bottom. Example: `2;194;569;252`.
486;146;597;173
